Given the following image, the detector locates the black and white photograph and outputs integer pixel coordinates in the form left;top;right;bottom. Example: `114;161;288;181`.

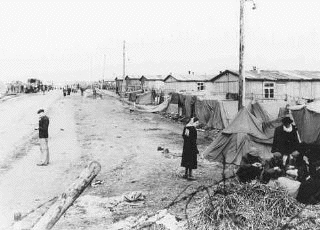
1;0;320;229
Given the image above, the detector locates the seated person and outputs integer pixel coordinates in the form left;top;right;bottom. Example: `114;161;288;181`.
236;147;263;183
261;152;285;183
285;150;309;182
298;142;320;180
268;167;320;204
296;173;320;204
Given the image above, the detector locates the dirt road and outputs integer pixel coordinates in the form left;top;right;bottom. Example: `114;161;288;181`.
0;92;60;167
0;91;221;229
0;91;86;228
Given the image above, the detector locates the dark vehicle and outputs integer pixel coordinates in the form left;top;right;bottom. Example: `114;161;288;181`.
25;78;42;93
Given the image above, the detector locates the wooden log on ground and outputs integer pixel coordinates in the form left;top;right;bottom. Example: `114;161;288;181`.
31;161;101;230
12;197;58;230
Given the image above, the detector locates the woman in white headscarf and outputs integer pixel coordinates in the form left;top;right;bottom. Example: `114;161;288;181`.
181;117;200;180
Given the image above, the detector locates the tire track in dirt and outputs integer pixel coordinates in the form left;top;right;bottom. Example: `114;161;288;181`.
0;132;38;174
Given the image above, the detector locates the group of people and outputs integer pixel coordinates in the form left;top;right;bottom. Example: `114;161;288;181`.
35;98;320;204
237;116;301;184
179;116;301;182
180;115;320;204
235;116;320;204
62;87;72;96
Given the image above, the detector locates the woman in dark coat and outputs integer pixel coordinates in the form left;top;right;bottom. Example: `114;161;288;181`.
181;117;200;180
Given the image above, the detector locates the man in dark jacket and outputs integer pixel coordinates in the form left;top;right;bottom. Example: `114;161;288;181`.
37;109;50;166
272;116;299;165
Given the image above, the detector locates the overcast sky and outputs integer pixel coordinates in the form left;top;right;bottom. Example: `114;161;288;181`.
1;0;320;83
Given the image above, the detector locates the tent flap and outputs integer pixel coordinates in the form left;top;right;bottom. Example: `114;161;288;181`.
136;91;153;105
203;106;273;165
291;107;320;144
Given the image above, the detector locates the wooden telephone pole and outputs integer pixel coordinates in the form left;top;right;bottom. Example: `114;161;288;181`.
123;40;126;78
101;54;106;89
238;0;245;111
238;0;256;111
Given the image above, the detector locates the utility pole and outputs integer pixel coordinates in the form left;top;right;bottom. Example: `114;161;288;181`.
102;54;106;89
123;40;126;78
238;0;245;111
238;0;256;111
90;55;93;89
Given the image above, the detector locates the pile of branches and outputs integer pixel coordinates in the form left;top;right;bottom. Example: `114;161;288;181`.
188;180;304;230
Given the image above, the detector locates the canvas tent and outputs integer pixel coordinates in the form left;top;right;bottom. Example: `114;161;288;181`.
290;101;320;144
128;90;143;102
135;97;171;113
195;99;227;130
203;105;274;165
164;92;238;130
183;95;238;130
136;91;153;105
249;102;283;138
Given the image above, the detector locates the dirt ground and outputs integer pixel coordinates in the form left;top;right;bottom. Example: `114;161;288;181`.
0;91;224;229
55;92;224;229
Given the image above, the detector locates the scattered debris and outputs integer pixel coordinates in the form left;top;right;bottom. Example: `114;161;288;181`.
161;148;182;159
91;179;104;187
144;127;162;131
108;209;184;230
123;191;146;203
197;129;206;132
157;146;164;151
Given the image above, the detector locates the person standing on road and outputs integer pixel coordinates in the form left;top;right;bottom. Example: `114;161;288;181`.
36;109;50;166
181;117;200;180
93;87;97;99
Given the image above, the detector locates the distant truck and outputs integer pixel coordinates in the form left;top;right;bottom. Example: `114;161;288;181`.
25;78;42;93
